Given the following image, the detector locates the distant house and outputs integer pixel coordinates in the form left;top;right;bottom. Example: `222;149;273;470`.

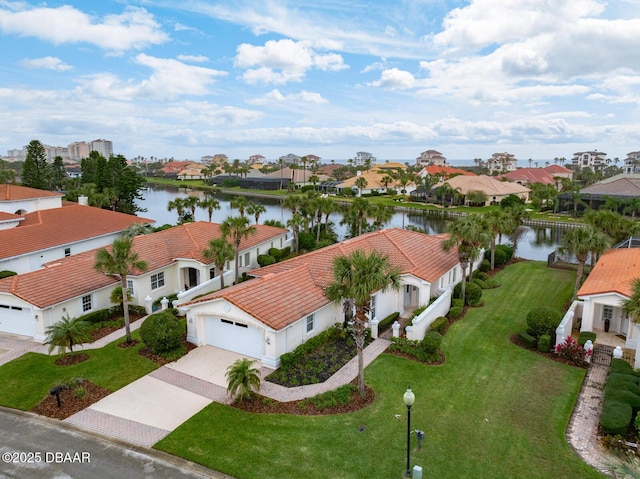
0;222;290;339
563;174;640;212
248;154;266;165
177;164;207;180
279;153;301;165
416;150;447;167
335;168;415;196
440;174;530;205
623;152;640;174
420;165;475;180
577;240;640;368
496;167;556;186
353;151;376;167
571;151;608;170
181;228;463;368
161;161;198;179
544;164;573;182
486;152;517;174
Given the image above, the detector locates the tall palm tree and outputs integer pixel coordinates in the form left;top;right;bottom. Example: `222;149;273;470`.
202;238;235;289
183;195;200;220
230;196;250;218
483;209;516;270
560;226;610;300
283;194;305;215
226;358;261;401
287;213;306;252
198;197;220;222
370;204;393;230
167;197;187;222
94;237;148;343
246;203;266;224
220;215;257;284
354;176;368;196
441;214;491;304
45;314;92;355
325;250;401;397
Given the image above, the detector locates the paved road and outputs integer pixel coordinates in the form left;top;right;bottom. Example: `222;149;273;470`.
0;408;230;479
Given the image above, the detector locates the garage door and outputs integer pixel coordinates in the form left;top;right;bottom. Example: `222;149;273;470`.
0;304;35;337
204;317;263;359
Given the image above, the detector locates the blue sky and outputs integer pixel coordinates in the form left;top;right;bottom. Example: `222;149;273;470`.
1;0;640;163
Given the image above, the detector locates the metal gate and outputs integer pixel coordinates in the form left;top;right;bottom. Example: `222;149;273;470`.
591;344;614;367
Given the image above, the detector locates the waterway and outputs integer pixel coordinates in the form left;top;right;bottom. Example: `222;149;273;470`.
137;185;563;262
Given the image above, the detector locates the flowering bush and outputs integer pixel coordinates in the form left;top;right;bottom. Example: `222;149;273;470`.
555;336;591;365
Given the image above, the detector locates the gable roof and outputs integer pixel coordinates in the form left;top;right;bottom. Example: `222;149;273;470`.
0;203;155;261
0;221;288;308
424;165;475;177
544;165;572;174
184;228;459;330
580;174;640;198
496;168;556;185
578;247;640;298
443;175;530;196
0;184;63;201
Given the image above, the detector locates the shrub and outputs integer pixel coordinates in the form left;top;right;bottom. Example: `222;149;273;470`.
268;247;283;261
302;384;355;410
555;336;591;365
0;270;17;279
389;337;439;362
298;232;315;251
479;260;490;273
611;358;635;374
635;412;640;436
140;311;184;354
482;278;501;289
472;271;489;281
78;309;111;324
577;331;597;346
606;373;640;388
378;312;400;331
430;316;448;334
526;307;562;339
607;390;640;411
492;248;508;267
257;254;276;267
449;305;463;319
518;331;537;349
452;298;464;309
422;331;442;355
537;334;551;353
600;399;633;436
472;278;486;289
496;244;514;262
464;282;482;306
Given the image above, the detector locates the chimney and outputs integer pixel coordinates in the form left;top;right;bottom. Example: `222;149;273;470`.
78;196;89;206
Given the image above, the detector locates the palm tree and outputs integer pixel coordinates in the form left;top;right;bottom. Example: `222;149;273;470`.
226;358;261;401
559;226;610;300
121;223;153;238
325;250;401;397
287;213;306;252
183;195;200;220
283;194;305;215
370;204;393;230
202;238;235;289
198;197;220;222
220;215;257;284
381;175;394;190
483;209;516;270
167;197;187;222
45;314;92;355
230;196;250;218
94;237;148;343
246;203;267;224
354;176;368;196
308;174;320;191
441;215;491;304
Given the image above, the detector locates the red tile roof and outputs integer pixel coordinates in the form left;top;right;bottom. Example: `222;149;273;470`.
424;165;475;177
544;165;572;174
185;228;459;330
496;168;556;185
0;221;288;308
578;248;640;298
0;184;63;201
0;203;154;261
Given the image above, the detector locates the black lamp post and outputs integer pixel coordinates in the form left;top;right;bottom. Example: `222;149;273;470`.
403;386;415;477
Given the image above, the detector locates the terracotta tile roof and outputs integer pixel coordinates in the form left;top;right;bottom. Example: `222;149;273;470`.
424;165;476;177
581;175;640;197
443;174;530;196
0;203;154;261
578;248;640;298
0;212;22;222
0;221;287;308
184;228;459;330
496;168;555;185
544;165;572;174
338;171;413;189
0;184;63;201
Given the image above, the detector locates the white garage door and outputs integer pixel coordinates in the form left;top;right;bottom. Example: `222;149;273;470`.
0;304;35;337
204;317;263;358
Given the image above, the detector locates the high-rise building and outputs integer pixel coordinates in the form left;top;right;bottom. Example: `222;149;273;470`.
91;139;113;158
68;141;91;161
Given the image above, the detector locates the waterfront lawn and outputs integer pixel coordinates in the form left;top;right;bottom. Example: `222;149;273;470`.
0;330;158;411
156;261;604;479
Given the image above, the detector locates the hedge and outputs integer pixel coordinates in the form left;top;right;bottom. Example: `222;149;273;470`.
600;399;633;436
525;307;562;339
0;270;17;279
518;331;537;349
430;316;448;334
257;254;276;267
378;312;400;331
611;358;635;375
421;331;442;355
537;334;551;353
577;331;597;346
465;282;483;306
606;390;640;411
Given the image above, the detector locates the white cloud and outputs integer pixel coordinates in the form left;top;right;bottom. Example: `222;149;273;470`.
177;54;209;63
19;56;72;71
235;39;346;85
248;89;328;105
370;68;416;90
0;4;168;51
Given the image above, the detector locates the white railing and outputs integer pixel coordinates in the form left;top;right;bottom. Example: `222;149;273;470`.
177;270;234;303
555;300;583;347
406;289;452;341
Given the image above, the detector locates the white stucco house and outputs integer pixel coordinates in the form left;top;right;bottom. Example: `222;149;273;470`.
0;221;290;340
180;228;464;369
577;240;640;367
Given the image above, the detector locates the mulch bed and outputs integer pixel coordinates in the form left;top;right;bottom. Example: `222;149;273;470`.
231;381;375;415
510;335;588;368
117;339;140;349
31;380;111;420
54;353;89;366
138;338;197;366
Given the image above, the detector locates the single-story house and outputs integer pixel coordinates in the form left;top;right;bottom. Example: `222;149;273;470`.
0;221;290;340
439;174;530;205
180;228;464;369
496;168;557;186
0;185;154;274
577;240;640;368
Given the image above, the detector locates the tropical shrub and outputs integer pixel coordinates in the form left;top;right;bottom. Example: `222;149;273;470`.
491;248;508;267
611;358;636;374
555;336;591;365
139;311;184;353
465;282;483;306
0;270;17;279
421;331;442;355
257;254;276;267
45;315;93;355
537;334;551;353
449;305;463;319
526;307;562;339
226;358;261;401
600;399;633;436
518;331;537;349
430;316;448;334
298;232;315;250
268;247;284;261
496;244;514;262
479;259;490;273
472;271;489;281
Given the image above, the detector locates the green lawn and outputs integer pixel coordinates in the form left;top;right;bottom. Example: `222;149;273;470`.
0;330;158;410
156;261;605;479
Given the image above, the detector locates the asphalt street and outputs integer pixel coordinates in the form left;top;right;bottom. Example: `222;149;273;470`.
0;408;229;479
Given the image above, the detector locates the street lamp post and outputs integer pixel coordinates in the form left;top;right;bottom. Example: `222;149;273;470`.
403;386;416;477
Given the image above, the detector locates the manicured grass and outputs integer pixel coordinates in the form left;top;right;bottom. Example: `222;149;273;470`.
156;261;605;479
0;330;158;411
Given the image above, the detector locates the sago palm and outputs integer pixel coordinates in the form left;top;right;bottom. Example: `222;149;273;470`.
226;358;261;401
45;314;92;355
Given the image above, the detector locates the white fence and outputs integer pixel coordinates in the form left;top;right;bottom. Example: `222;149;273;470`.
176;271;234;305
405;289;452;341
555;300;583;347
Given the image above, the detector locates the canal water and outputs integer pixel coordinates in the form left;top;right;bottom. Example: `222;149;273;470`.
137;185;562;261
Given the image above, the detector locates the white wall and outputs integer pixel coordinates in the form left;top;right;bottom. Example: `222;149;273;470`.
0;196;62;215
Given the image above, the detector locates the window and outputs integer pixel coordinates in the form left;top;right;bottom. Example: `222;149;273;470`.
126;279;134;297
603;306;613;323
244;252;250;266
64;247;71;257
151;272;165;290
238;255;243;268
306;314;315;334
82;294;92;312
209;268;216;279
370;294;377;320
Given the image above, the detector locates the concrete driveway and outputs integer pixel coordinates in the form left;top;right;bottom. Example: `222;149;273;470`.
66;346;261;447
